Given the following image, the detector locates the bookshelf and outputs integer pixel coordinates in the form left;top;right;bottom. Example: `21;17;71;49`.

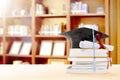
0;0;110;64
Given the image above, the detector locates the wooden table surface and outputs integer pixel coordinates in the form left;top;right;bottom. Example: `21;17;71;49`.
0;64;120;80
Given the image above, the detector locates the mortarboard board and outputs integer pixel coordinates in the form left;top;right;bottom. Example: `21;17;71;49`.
60;27;109;48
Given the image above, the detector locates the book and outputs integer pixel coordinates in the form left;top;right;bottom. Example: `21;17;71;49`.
48;59;67;64
39;40;53;56
69;49;108;57
71;62;108;68
68;57;110;62
72;61;108;66
52;41;65;56
67;57;109;74
9;41;22;54
19;42;32;55
66;66;107;73
96;6;104;14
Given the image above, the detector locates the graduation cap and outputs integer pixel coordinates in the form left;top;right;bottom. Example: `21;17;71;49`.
60;27;109;48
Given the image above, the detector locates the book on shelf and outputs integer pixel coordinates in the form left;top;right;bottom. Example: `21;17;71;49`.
9;41;22;55
71;1;88;14
7;25;30;36
96;6;104;14
19;42;32;55
39;24;62;35
52;41;65;56
39;40;53;56
0;42;3;54
0;27;3;35
48;59;67;64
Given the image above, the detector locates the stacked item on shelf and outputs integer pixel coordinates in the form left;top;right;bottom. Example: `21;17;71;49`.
39;23;62;35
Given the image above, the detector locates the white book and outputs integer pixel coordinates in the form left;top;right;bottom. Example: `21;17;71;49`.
71;63;108;68
9;41;22;54
39;40;53;56
71;65;107;69
52;41;65;56
71;66;107;70
72;61;108;66
66;66;107;74
68;58;110;62
19;42;32;55
69;49;108;57
71;61;108;69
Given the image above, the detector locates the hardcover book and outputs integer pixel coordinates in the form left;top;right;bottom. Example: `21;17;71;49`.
19;42;32;55
52;41;65;56
39;40;53;56
9;41;22;55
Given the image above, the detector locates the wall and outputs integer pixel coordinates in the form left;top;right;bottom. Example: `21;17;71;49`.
110;0;120;64
110;0;117;63
117;0;120;63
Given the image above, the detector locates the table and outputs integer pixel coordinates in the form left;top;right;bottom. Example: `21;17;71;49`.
0;64;120;80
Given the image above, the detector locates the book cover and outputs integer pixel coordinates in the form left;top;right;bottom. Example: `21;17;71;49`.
48;59;67;64
68;57;110;62
9;41;22;55
69;49;108;57
39;40;53;56
52;41;65;56
19;42;32;55
66;66;107;73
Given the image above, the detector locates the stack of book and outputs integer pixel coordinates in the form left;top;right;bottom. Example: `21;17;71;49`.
67;49;111;73
39;23;62;35
71;1;88;14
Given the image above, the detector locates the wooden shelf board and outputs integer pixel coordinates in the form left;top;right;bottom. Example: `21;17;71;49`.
0;35;3;37
6;35;32;38
5;15;32;18
35;35;64;38
35;55;67;59
0;16;4;18
70;13;105;17
6;54;32;58
35;14;67;17
0;54;3;56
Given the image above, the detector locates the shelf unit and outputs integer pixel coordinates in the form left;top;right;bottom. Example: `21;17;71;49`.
0;0;110;64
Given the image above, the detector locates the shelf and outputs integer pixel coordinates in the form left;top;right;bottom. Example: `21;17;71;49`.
35;55;67;59
6;35;32;38
5;54;32;58
5;15;32;18
0;16;4;18
70;13;105;17
0;0;110;64
35;35;64;38
35;14;67;18
0;54;3;56
0;35;3;37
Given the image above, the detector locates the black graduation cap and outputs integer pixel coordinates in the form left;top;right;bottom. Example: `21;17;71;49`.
60;27;109;48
